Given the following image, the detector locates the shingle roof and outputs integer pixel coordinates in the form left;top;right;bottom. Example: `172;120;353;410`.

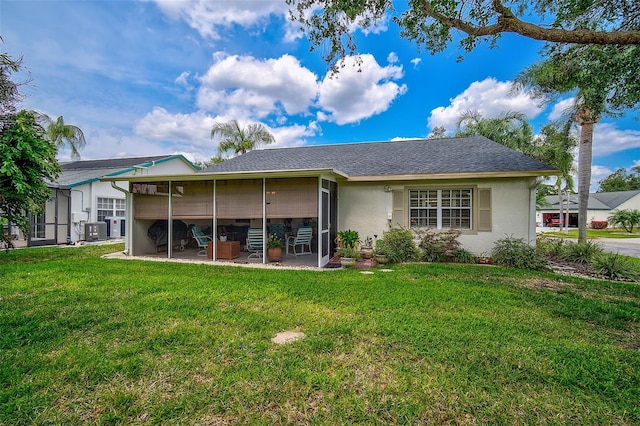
51;155;192;188
541;190;640;210
200;136;556;177
592;190;640;209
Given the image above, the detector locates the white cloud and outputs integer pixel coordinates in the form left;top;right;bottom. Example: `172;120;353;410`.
197;53;319;119
151;0;290;40
134;107;218;146
593;123;640;157
548;97;575;120
347;12;389;35
268;122;319;149
427;78;543;132
317;54;407;125
387;52;399;64
590;164;614;192
410;58;421;69
175;71;191;87
133;107;320;161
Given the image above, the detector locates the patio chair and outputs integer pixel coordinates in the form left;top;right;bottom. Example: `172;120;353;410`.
286;226;313;256
191;225;213;256
246;228;264;259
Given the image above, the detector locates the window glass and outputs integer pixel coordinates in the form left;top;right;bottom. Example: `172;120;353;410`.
409;189;472;230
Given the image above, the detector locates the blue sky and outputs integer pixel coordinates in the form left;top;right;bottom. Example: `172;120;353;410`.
2;0;639;190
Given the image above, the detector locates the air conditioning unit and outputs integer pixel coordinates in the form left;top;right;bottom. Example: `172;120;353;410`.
105;217;125;238
85;222;107;242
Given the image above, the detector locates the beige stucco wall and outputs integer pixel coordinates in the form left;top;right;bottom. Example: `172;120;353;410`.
338;177;536;256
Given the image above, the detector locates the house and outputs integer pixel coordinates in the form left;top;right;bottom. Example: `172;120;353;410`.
9;155;198;247
537;190;640;227
104;136;557;267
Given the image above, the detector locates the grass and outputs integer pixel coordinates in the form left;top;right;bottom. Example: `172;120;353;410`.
1;244;640;424
540;228;640;239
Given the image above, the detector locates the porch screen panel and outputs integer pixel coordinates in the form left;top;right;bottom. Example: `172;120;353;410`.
172;181;214;219
132;182;169;219
265;178;317;218
216;180;262;219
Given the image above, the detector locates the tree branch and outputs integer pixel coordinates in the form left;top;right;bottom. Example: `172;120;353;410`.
417;0;640;44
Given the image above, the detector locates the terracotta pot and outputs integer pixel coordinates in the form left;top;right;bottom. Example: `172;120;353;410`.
268;247;282;262
361;247;374;259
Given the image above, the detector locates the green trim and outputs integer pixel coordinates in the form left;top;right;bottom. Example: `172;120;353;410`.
67;155;198;188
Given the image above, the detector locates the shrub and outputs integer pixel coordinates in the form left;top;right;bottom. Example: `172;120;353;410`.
491;236;548;271
561;240;604;264
416;229;462;262
537;237;566;258
607;209;640;233
381;227;418;264
452;248;477;264
590;220;608;229
591;253;640;281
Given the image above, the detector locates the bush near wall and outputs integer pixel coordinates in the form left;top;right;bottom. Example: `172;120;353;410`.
590;220;608;229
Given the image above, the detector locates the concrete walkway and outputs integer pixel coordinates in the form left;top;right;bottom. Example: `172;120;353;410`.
592;238;640;258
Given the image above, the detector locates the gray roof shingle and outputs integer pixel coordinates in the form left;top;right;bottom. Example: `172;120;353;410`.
200;136;556;177
51;155;188;187
542;189;640;210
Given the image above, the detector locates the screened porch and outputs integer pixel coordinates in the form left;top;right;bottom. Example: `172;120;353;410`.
129;177;336;267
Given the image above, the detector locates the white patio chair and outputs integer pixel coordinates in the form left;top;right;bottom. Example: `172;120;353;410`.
286;226;313;256
246;228;264;259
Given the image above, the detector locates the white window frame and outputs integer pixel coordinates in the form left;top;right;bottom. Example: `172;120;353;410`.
408;188;473;230
97;197;126;222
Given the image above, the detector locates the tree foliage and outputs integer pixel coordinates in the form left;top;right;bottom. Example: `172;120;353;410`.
212;119;275;157
1;51;62;245
0;110;61;238
454;110;534;155
598;166;640;192
35;113;86;159
287;0;640;69
607;209;640;233
513;43;640;242
0;51;24;132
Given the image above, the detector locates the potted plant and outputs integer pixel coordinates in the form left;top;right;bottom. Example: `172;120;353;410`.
337;229;359;251
374;239;389;264
339;245;360;267
267;233;283;262
360;236;374;259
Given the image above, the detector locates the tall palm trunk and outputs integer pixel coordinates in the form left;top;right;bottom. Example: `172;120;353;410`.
577;120;594;243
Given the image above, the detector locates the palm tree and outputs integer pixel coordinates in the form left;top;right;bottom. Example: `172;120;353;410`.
537;121;577;233
211;119;275;158
35;113;86;159
512;46;613;243
455;110;535;155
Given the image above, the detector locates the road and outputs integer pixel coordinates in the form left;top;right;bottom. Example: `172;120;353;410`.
594;238;640;258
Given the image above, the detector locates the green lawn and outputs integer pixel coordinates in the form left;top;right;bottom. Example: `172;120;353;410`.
1;244;639;424
540;228;640;239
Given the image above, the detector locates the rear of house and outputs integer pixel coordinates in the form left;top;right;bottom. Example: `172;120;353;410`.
106;137;557;267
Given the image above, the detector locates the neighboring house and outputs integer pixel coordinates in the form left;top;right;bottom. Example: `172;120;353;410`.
537;190;640;227
104;137;557;267
10;155;198;247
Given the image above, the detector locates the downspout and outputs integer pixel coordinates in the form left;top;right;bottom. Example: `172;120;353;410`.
111;181;130;254
262;178;266;264
528;177;544;245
